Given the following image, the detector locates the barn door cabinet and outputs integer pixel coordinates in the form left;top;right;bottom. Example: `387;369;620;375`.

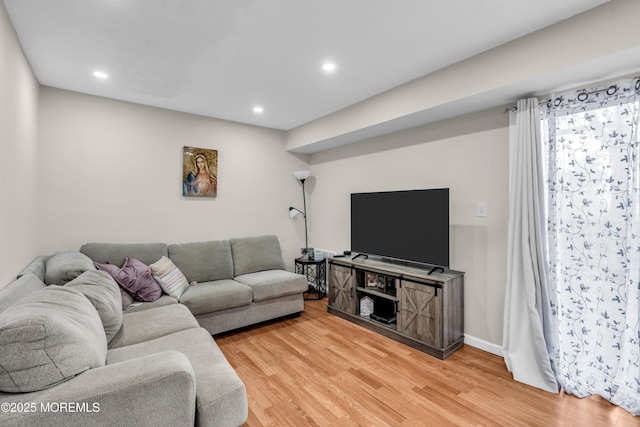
327;257;464;359
328;263;357;315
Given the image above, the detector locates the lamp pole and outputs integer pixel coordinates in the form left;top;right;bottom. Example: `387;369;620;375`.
301;177;308;251
291;170;311;254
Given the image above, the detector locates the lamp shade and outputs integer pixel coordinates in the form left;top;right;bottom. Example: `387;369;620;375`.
293;170;310;181
289;207;304;218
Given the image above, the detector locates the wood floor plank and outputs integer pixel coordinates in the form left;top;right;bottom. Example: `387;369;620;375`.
216;300;638;426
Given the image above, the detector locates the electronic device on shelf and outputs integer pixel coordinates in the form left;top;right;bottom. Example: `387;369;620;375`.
333;250;352;259
370;298;397;324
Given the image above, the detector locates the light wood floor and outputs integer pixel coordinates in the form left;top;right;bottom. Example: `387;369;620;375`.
216;299;637;427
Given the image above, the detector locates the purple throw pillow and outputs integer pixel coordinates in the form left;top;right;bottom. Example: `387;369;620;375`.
95;257;162;302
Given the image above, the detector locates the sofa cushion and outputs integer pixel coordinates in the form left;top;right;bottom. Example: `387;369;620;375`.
0;286;107;393
229;235;286;276
120;288;134;309
179;280;253;316
65;270;123;343
0;274;46;314
107;327;248;427
234;270;308;302
150;256;190;299
108;304;199;349
44;251;95;285
95;257;163;302
123;295;178;313
80;242;168;267
168;240;234;282
16;256;49;281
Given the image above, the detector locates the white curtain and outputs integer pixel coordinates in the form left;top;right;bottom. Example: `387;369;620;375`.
541;78;640;415
505;78;640;415
503;98;558;393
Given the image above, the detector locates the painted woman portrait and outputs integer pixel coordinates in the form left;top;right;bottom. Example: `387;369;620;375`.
183;147;217;197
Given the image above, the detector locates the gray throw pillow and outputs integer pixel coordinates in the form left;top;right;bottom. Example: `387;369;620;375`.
0;286;108;393
65;270;123;343
44;251;95;285
229;235;286;276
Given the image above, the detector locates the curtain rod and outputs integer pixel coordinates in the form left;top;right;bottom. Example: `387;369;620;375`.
576;84;618;101
504;75;640;113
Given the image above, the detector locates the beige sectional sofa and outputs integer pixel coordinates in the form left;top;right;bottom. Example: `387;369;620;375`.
0;235;308;427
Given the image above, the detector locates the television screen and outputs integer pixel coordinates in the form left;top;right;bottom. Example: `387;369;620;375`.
351;188;449;267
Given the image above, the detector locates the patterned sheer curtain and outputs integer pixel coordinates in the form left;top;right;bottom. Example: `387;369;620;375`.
540;77;640;414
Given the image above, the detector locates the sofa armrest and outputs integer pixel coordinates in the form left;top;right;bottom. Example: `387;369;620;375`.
0;351;196;427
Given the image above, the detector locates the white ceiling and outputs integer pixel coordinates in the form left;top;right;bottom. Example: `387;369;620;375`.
4;0;609;131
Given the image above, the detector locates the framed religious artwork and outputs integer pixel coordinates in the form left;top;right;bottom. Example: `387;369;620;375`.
182;146;218;197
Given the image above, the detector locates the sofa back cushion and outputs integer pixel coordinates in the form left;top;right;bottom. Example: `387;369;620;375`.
65;270;123;343
0;274;46;314
229;235;286;276
0;286;107;393
168;240;234;282
17;256;49;281
44;252;95;285
80;242;168;267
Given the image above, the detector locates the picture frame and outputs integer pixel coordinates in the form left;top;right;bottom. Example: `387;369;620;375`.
366;272;378;288
385;278;397;295
183;146;218;197
360;296;374;317
377;275;386;291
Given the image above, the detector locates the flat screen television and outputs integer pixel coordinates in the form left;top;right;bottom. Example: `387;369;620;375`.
351;188;449;268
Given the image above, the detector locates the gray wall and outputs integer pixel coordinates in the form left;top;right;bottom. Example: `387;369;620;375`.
307;108;509;353
0;2;39;286
36;87;310;270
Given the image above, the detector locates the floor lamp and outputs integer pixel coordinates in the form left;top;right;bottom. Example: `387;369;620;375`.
289;170;310;255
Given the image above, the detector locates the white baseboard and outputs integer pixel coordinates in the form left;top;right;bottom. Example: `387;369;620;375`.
464;335;504;357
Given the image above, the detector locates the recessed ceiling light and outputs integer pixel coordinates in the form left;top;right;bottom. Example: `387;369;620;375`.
253;106;264;114
322;63;336;72
93;71;108;79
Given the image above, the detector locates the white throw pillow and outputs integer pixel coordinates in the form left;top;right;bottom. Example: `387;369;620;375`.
149;256;190;299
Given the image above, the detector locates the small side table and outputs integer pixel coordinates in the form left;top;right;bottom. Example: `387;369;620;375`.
295;257;327;300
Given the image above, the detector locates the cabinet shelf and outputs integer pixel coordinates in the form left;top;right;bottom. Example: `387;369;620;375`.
328;257;464;360
356;286;398;301
358;314;397;330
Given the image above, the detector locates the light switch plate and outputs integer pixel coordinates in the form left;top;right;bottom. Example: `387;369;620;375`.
476;202;487;217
